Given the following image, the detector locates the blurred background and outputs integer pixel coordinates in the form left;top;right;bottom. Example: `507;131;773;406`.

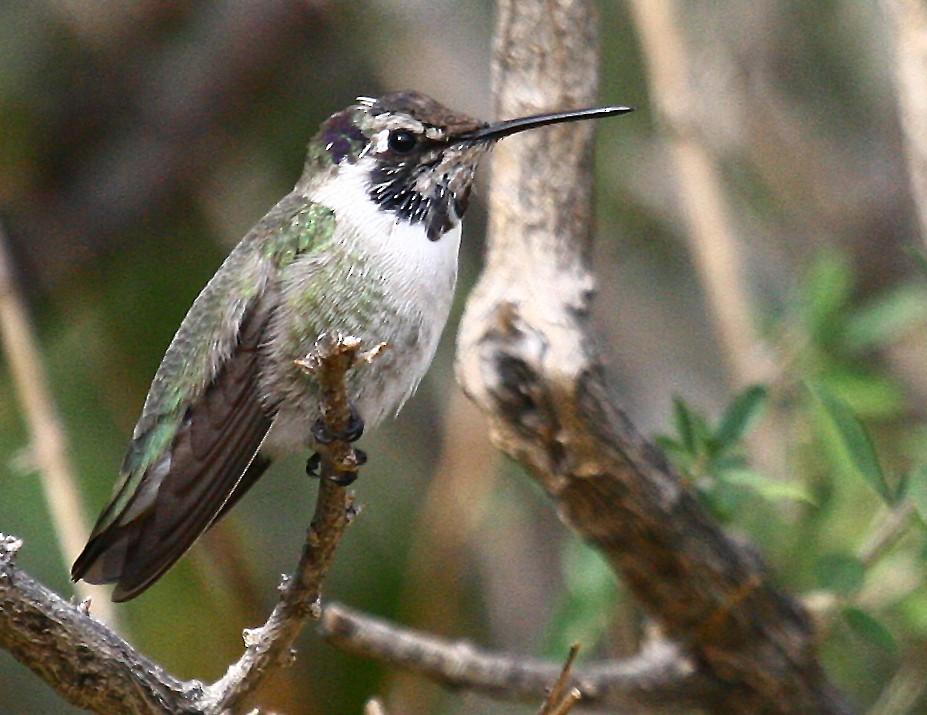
2;1;927;713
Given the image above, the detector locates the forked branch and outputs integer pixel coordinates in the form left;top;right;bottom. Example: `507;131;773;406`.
321;603;715;710
454;0;856;713
0;333;372;714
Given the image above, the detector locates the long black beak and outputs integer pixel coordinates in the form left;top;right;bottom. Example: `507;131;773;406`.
455;105;633;143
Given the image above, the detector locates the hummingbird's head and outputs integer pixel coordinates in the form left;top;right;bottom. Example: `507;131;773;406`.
303;90;632;241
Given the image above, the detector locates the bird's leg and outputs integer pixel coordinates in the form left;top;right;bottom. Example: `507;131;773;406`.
307;404;366;485
297;335;386;486
312;404;365;444
305;448;365;479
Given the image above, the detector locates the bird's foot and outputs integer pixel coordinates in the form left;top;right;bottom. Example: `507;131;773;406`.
311;404;365;445
306;448;367;486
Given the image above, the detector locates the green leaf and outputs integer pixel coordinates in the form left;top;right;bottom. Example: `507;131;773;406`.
673;396;697;455
716;385;769;451
843;283;927;351
843;607;898;654
907;245;927;280
810;383;892;503
908;465;927;525
816;553;866;596
720;468;816;505
817;370;906;419
799;252;853;342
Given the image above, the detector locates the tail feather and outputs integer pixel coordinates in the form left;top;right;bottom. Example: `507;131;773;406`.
115;411;271;601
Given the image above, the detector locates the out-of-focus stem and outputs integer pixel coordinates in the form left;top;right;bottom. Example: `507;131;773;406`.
881;0;927;247
0;221;119;629
865;658;927;715
385;389;497;713
858;501;915;568
626;0;771;387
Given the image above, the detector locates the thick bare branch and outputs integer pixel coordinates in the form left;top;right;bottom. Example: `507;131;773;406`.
1;333;370;714
455;1;855;713
881;0;927;246
0;534;201;714
320;602;713;710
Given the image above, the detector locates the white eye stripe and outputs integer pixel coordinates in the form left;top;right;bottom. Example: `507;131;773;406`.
373;129;391;153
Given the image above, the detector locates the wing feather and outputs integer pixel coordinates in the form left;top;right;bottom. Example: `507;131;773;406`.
72;196;337;600
72;302;274;601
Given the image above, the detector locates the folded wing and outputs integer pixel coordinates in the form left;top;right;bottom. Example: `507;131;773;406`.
72;302;275;601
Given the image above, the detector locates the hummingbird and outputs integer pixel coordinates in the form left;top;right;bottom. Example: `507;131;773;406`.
71;91;632;601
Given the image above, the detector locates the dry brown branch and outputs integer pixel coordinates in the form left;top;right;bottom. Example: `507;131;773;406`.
0;534;198;715
625;0;771;387
0;219;119;629
535;644;580;715
881;0;927;246
364;698;390;715
320;602;714;710
455;0;855;713
199;332;370;711
0;333;367;714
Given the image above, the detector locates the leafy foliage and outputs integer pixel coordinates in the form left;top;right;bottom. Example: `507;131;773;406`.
649;250;927;709
810;383;892;503
657;385;814;520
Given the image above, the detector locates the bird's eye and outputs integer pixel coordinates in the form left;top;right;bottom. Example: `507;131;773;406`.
387;129;417;154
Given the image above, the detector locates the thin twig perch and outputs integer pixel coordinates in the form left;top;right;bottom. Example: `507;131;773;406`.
0;332;372;714
200;332;375;711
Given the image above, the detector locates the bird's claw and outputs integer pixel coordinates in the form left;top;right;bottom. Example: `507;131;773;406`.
329;468;358;487
311;404;365;445
306;447;366;485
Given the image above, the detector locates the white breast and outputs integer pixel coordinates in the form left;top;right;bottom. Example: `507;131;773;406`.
307;158;461;423
309;158;462;304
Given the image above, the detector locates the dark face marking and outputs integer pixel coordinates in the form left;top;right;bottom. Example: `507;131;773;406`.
319;109;367;165
310;92;487;241
367;140;467;242
362;92;485;241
